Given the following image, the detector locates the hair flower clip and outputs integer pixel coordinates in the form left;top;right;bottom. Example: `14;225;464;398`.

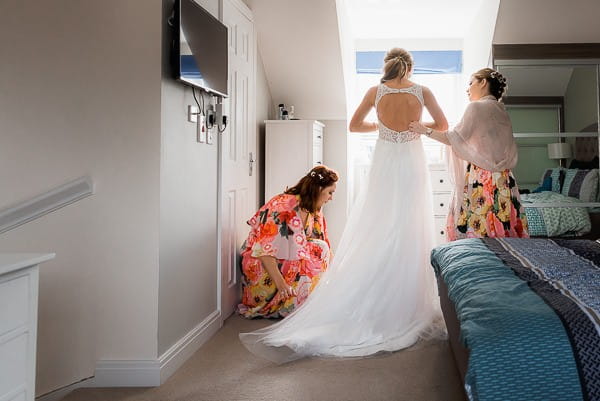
309;171;324;180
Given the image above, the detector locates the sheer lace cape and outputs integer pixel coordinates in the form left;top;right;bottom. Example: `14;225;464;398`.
446;96;518;226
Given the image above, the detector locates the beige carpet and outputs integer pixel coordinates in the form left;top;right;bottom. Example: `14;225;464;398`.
61;315;466;401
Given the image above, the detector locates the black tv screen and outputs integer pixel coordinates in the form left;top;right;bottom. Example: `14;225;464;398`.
173;0;228;97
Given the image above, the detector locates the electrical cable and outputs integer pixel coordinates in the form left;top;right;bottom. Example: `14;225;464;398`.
192;87;203;114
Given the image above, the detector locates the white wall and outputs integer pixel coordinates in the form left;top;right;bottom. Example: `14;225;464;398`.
494;0;600;44
246;0;347;120
0;0;162;395
157;0;220;356
322;120;348;249
462;0;500;84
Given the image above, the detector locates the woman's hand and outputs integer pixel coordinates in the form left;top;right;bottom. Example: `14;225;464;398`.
275;280;297;299
408;121;427;134
258;255;297;299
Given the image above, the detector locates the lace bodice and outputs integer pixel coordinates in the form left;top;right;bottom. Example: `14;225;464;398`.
375;84;423;143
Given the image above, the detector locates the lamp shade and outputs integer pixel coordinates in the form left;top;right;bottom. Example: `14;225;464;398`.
547;142;572;159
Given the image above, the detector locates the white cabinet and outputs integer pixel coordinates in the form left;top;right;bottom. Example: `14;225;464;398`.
0;253;54;401
429;165;452;245
265;120;324;200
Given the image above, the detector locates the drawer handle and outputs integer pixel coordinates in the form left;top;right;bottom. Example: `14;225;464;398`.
317;161;322;164
439;179;444;183
317;135;322;139
440;231;444;235
439;203;444;207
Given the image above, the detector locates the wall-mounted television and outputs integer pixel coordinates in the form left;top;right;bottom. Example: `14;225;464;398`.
173;0;228;97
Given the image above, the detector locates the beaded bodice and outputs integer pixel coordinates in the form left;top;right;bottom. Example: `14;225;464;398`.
375;84;423;143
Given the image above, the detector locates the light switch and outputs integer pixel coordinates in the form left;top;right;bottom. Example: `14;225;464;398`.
187;105;199;123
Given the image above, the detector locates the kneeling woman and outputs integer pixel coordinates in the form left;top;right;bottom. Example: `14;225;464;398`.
238;165;338;318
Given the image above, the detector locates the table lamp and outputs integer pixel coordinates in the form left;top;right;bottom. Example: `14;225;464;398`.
547;142;572;168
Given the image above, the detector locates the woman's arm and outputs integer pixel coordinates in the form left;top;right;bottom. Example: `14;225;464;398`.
349;86;378;132
409;122;451;145
258;256;296;298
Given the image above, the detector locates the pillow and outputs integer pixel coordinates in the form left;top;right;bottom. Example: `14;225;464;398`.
540;167;565;193
532;176;552;193
561;168;599;202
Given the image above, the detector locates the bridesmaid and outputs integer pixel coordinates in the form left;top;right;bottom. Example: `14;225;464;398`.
237;165;338;318
410;68;529;240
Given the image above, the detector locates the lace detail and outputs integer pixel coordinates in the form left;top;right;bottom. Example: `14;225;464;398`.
378;126;420;143
375;84;423;144
375;84;424;108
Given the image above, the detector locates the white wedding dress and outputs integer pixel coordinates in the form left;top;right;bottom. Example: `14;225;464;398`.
240;84;444;363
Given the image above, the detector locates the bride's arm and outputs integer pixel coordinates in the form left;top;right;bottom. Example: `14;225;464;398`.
422;86;449;132
349;87;378;132
409;87;451;145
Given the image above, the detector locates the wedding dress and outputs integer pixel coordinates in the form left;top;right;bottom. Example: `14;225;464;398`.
240;83;444;363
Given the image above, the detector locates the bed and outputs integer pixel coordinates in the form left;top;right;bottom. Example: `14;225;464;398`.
431;238;599;401
521;167;598;237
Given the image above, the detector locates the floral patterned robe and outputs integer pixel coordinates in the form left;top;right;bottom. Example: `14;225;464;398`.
447;164;529;241
237;194;331;318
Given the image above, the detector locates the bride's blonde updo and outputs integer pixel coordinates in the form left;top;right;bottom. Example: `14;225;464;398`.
380;48;413;83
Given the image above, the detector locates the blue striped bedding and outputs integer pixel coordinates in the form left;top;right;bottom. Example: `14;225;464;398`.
431;238;600;401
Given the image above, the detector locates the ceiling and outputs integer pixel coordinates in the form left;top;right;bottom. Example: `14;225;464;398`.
497;66;575;97
245;0;347;120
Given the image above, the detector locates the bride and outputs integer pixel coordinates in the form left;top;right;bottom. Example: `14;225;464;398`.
240;47;449;363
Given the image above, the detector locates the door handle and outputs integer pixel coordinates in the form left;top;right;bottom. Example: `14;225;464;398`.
249;152;254;176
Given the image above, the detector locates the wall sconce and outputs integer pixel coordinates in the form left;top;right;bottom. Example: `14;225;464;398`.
547;142;572;167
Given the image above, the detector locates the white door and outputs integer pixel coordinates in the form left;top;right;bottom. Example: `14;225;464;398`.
219;0;256;319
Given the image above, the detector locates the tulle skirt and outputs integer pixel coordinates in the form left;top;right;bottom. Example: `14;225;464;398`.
239;137;444;363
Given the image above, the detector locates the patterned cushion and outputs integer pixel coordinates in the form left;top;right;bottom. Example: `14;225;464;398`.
560;169;599;202
540;168;565;193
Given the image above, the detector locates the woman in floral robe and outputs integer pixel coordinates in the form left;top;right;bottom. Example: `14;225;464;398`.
450;164;527;240
238;165;338;318
410;67;528;240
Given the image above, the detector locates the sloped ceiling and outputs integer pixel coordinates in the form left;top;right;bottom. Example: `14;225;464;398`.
494;0;600;44
244;0;347;120
498;66;574;97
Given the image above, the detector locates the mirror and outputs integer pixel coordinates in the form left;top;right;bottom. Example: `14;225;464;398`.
494;49;600;237
497;63;599;190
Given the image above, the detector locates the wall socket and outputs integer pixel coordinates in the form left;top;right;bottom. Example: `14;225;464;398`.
206;106;216;129
207;126;214;145
197;115;206;143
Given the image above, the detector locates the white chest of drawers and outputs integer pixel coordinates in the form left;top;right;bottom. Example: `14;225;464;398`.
429;165;452;245
265;120;324;201
0;253;54;401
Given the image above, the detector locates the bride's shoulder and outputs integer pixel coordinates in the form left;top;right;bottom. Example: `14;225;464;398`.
418;85;435;100
417;84;431;93
363;85;379;101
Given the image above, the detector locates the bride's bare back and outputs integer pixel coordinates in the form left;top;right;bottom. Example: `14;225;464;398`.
377;85;423;132
349;78;447;135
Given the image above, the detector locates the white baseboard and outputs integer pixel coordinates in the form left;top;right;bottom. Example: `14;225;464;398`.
37;309;222;398
159;309;222;384
94;360;161;387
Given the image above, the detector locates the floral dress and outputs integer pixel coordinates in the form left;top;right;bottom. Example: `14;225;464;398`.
447;163;529;241
237;194;331;318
